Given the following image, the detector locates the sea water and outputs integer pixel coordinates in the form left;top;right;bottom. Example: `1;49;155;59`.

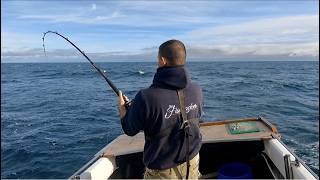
1;61;319;178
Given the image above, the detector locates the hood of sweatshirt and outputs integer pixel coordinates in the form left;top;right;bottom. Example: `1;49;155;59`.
151;65;191;90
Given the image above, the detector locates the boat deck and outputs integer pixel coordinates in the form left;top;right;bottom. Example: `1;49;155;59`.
70;117;318;180
100;117;279;157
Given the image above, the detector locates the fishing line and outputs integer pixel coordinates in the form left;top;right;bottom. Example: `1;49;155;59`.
42;31;130;106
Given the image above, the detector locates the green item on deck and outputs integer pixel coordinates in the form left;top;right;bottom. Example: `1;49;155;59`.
228;121;260;134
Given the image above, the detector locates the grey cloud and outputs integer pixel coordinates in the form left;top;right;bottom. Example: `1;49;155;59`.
2;45;318;63
1;48;156;63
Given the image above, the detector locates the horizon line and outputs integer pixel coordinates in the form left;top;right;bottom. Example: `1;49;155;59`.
1;60;319;64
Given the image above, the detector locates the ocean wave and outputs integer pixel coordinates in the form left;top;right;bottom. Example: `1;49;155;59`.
1;61;318;178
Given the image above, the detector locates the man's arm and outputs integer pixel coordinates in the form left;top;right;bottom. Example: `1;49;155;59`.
118;91;146;136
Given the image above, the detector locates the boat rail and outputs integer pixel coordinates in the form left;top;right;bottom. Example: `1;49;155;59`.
271;133;319;179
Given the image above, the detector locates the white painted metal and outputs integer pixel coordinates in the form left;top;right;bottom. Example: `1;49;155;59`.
76;139;317;180
79;157;116;180
264;138;317;180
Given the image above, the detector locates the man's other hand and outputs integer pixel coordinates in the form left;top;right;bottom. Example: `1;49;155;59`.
118;91;129;119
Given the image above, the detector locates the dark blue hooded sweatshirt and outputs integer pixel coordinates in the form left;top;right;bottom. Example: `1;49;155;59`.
121;65;203;170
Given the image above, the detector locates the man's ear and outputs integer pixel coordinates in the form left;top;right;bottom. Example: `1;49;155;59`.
160;56;167;66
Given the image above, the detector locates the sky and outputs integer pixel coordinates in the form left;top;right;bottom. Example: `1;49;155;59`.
1;0;319;62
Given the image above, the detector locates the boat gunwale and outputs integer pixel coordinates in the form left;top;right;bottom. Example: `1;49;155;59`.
69;137;119;179
200;116;278;134
70;117;320;180
270;134;319;179
71;116;278;179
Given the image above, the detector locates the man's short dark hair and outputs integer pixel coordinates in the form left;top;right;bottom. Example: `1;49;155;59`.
158;39;186;66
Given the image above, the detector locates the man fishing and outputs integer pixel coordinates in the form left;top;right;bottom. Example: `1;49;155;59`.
118;40;203;179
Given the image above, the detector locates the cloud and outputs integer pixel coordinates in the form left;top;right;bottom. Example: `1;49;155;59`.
13;1;318;29
180;15;319;58
19;11;126;25
1;48;156;63
16;1;220;27
1;32;44;51
2;14;319;63
184;15;318;45
18;13;185;26
91;3;97;11
3;1;318;62
186;43;318;59
2;42;318;63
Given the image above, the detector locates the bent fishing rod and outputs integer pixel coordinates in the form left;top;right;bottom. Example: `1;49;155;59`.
42;31;129;105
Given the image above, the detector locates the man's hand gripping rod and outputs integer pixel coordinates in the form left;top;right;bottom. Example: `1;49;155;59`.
42;31;131;107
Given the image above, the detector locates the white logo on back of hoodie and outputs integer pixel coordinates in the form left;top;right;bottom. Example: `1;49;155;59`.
164;103;198;119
